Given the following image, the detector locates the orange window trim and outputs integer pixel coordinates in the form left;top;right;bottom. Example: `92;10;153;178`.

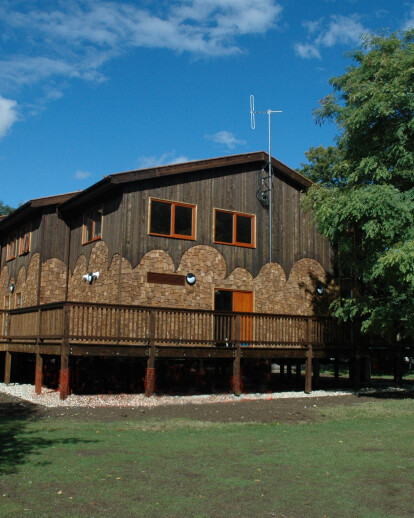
82;209;102;245
6;238;16;261
214;209;255;248
149;198;196;240
19;231;31;255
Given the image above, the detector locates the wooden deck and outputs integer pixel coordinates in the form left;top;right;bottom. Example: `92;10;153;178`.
0;301;363;398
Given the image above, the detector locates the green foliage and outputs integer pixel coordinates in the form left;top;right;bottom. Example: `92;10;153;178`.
0;200;14;216
300;30;414;340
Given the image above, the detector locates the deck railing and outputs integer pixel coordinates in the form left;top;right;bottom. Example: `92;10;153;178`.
0;301;354;349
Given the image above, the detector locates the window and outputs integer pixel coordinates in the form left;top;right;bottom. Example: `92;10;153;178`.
4;295;10;310
83;208;102;244
19;225;31;255
6;236;16;261
15;293;21;308
149;199;196;240
214;209;255;247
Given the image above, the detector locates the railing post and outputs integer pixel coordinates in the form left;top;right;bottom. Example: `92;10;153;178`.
59;304;70;400
145;310;156;397
232;315;242;396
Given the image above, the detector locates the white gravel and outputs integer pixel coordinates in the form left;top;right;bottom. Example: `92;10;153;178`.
0;382;372;408
0;382;410;409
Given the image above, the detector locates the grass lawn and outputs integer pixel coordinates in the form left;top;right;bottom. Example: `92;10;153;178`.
1;399;414;517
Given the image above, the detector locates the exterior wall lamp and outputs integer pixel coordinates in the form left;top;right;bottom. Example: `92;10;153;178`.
10;284;15;293
186;273;196;286
316;282;325;296
82;272;100;285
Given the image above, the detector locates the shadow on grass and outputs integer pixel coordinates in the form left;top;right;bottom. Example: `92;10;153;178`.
359;389;414;400
0;397;97;475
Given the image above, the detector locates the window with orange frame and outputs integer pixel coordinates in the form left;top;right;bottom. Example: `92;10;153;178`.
149;198;196;240
214;209;255;248
19;225;31;255
6;236;16;261
83;208;103;244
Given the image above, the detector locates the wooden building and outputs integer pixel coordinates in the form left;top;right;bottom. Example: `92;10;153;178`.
0;152;360;398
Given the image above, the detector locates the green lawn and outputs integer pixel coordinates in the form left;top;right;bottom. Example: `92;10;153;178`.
1;400;414;517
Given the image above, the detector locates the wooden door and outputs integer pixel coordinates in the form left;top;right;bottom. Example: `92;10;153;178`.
233;291;253;345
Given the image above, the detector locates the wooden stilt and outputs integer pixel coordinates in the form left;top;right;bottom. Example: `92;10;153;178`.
232;351;241;396
4;352;11;385
145;310;156;397
59;304;70;400
287;363;292;378
232;315;242;396
59;351;70;400
35;353;43;395
280;362;285;381
145;356;156;397
305;346;313;394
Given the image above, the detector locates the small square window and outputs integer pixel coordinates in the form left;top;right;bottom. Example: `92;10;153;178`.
214;209;255;248
83;209;103;244
149;199;196;240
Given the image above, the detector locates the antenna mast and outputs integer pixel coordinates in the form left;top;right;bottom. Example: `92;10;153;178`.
250;94;282;263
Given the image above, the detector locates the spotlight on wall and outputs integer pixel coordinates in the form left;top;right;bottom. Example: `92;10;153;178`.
10;284;15;293
186;273;196;286
82;272;100;285
316;282;325;296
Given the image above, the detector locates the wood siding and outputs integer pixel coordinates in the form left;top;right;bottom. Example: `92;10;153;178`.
68;164;333;278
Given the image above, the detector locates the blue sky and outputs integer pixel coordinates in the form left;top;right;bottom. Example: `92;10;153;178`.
1;0;413;207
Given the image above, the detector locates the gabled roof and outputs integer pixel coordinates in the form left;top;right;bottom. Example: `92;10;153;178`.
59;151;312;212
0;192;77;232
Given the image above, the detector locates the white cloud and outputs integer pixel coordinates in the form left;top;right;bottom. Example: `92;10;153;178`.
295;14;367;59
0;0;283;91
0;96;18;139
315;15;366;47
75;170;92;180
294;43;321;60
136;152;191;169
403;7;414;30
205;130;246;150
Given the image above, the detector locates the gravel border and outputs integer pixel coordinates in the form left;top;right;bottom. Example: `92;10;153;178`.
0;382;359;408
1;382;411;409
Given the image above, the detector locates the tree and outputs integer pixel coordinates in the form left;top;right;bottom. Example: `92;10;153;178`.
0;200;14;216
300;30;414;341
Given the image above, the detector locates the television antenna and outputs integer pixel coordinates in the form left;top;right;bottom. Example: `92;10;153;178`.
250;94;282;263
